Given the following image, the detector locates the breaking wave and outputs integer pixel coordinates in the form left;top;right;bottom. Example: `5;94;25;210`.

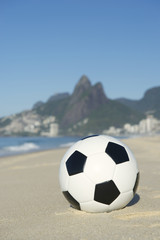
0;136;80;157
4;142;39;153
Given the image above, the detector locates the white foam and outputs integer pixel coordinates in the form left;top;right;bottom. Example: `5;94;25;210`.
4;142;39;152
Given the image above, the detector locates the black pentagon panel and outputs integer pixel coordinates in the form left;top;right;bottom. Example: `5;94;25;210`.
81;135;99;140
133;172;140;194
63;191;80;210
94;180;120;205
66;150;87;176
105;142;129;164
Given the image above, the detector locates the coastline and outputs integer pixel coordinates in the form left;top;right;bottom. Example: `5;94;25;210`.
0;135;160;239
0;135;80;158
0;133;157;158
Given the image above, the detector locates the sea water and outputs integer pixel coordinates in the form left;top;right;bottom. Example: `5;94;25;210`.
0;136;80;157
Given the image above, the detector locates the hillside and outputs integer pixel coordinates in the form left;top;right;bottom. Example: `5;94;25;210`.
34;75;144;135
117;86;160;119
2;75;159;136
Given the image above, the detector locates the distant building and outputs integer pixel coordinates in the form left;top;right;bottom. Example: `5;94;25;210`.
50;123;59;137
103;115;160;136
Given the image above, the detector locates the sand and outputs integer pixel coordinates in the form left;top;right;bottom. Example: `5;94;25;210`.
0;136;160;240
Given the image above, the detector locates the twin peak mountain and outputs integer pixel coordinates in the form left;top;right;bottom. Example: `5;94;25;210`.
34;75;145;135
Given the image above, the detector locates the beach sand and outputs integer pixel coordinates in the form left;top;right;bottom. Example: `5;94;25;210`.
0;136;160;240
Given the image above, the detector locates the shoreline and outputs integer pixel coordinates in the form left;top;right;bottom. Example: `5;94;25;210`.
0;145;69;160
0;135;80;158
0;135;160;239
0;133;159;159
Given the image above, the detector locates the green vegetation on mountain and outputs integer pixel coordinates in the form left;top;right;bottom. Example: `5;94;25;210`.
36;96;70;121
0;75;159;136
117;86;160;119
34;75;145;135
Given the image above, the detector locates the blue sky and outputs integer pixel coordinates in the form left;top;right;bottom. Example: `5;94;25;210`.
0;0;160;117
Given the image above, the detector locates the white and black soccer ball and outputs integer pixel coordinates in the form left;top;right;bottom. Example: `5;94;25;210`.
59;135;139;213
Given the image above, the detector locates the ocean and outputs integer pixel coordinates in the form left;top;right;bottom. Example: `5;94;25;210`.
0;136;81;157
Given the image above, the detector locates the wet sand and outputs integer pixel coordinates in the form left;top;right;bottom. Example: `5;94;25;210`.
0;136;160;240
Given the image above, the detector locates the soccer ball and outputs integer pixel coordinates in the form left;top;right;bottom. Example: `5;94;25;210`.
59;135;139;213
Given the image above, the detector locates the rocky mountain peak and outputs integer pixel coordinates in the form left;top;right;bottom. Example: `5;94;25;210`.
1;75;155;137
76;75;91;87
61;76;108;128
70;75;91;104
72;75;91;96
92;82;108;104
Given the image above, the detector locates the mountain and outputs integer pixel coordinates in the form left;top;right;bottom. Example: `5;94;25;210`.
34;75;144;135
47;92;69;103
32;101;44;109
60;76;108;129
117;86;160;119
2;75;159;137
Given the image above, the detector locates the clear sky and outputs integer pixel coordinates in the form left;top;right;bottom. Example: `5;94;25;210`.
0;0;160;117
